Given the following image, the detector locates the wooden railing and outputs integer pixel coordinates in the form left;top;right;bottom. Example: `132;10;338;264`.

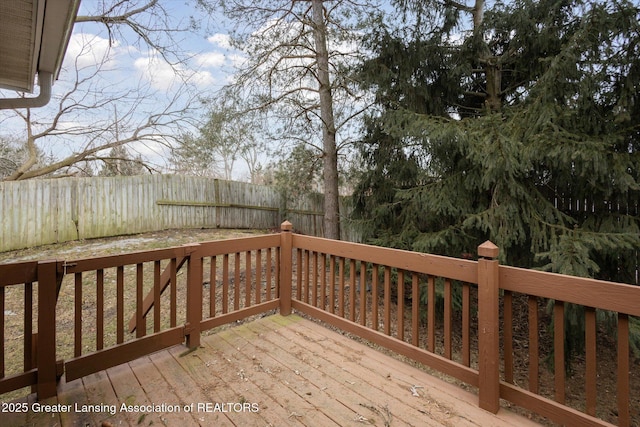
195;234;282;333
498;267;639;426
0;233;283;399
288;230;640;427
61;246;197;381
0;221;638;426
0;261;63;398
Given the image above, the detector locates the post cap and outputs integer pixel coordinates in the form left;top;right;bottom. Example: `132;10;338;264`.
478;240;499;259
281;220;293;231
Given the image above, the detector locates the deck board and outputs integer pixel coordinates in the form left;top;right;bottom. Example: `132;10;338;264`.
217;322;354;426
239;317;444;426
56;374;93;426
289;316;507;425
1;395;29;427
129;355;196;426
166;345;264;426
206;328;341;426
105;362;160;426
1;314;542;426
82;370;121;426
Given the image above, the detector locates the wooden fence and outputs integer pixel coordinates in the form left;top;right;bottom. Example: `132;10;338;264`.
0;175;355;252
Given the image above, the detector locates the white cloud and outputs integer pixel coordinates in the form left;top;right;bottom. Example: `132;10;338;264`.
134;55;175;91
227;53;246;68
65;33;119;69
134;51;216;91
195;33;246;70
156;33;246;88
195;52;226;68
208;33;232;49
188;70;216;87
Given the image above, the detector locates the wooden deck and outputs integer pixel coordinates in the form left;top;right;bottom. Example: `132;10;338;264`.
3;314;540;427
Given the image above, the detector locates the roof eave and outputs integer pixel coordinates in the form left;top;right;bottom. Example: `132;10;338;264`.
0;0;80;93
38;0;81;81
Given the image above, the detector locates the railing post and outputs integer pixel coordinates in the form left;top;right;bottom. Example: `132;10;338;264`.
184;244;202;349
279;221;293;316
36;260;62;399
477;241;500;413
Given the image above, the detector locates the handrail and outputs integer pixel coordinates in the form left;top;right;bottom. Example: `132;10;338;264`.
129;234;282;332
500;266;640;316
292;234;478;283
288;230;638;427
0;222;637;426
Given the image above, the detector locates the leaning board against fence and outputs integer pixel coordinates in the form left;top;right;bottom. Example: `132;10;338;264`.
0;175;341;252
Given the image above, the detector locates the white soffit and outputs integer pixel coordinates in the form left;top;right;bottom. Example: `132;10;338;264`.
0;0;80;93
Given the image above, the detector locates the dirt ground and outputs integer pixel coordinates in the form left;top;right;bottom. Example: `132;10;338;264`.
0;228;265;263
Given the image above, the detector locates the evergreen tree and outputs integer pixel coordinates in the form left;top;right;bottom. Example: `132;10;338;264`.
0;136;52;179
270;144;323;200
353;0;640;284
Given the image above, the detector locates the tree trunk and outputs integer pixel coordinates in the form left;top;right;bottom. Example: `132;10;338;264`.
472;0;501;112
484;59;502;112
312;0;340;240
5;109;38;181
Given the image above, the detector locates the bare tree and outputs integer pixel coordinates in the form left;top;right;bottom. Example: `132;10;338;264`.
2;34;199;181
212;0;381;239
1;1;205;181
75;0;195;68
170;98;266;181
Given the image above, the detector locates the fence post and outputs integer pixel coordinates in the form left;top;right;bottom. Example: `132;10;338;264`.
184;244;202;348
36;260;62;399
279;221;293;316
477;240;500;413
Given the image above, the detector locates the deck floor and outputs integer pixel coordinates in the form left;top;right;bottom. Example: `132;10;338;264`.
3;314;540;426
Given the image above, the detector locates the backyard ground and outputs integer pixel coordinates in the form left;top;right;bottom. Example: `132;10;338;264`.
0;228;265;264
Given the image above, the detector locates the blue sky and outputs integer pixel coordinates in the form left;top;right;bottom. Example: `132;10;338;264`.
68;1;238;92
1;0;388;179
0;1;245;174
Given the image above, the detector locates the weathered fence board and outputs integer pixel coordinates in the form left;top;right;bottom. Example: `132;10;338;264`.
0;175;355;252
